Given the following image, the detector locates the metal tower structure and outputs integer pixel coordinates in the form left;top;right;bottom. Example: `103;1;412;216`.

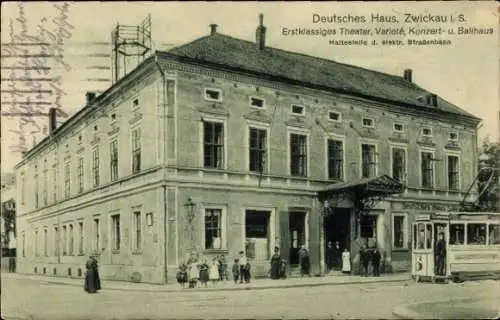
110;14;152;84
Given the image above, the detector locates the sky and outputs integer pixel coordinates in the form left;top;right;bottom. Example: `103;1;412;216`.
1;1;499;173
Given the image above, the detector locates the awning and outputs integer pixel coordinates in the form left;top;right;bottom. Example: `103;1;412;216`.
318;174;405;199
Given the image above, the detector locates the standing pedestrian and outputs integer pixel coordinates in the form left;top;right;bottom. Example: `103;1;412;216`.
232;258;240;284
199;259;210;288
218;254;228;281
372;248;381;277
326;241;335;273
360;247;370;277
298;245;311;277
270;246;281;279
84;255;101;293
188;258;199;288
209;258;220;287
341;248;351;274
238;251;247;284
435;232;447;276
333;241;341;270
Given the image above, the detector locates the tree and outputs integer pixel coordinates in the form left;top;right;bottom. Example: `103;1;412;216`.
477;137;500;212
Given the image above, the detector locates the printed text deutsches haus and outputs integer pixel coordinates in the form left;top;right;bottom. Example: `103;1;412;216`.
311;13;466;24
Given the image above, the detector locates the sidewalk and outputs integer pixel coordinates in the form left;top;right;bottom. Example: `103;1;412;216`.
393;297;500;319
3;272;410;293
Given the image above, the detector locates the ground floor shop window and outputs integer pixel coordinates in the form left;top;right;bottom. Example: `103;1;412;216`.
245;210;270;260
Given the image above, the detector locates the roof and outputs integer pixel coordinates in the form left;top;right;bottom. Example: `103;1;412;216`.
168;33;479;120
319;174;404;198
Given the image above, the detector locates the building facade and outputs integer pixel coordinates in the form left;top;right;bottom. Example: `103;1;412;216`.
16;17;481;284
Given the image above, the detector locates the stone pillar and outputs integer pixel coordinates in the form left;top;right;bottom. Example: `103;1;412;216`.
318;201;325;276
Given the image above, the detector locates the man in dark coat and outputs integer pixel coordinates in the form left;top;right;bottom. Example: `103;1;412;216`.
360;248;370;277
372;248;381;277
84;255;101;293
298;245;311;277
435;232;446;276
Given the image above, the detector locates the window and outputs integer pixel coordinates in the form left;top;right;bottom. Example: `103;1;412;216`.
393;215;406;249
111;214;120;251
249;128;267;172
166;80;176;106
450;223;465;245
35;230;39;256
93;218;100;252
110;140;119;181
78;222;84;255
64;162;70;198
447;155;459;191
362;118;374;128
54;226;59;257
21;177;25;204
360;215;376;239
488;224;500;245
204;209;223;250
203;121;224;169
415;223;432;249
421;127;432;137
361;144;376;178
69;224;74;255
327;139;343;180
132;128;141;174
328;111;342;122
77;157;84;193
62;225;67;255
290;133;308;177
132;98;139;109
421;151;434;188
92;149;100;187
393;123;404;133
250;97;265;108
53;168;58;202
204;88;222;102
291;104;305;116
448;131;458;142
146;213;153;226
133;211;142;250
43;171;48;206
34;174;39;209
467;223;486;245
110;113;116;121
43;229;48;256
22;234;25;257
392;147;406;182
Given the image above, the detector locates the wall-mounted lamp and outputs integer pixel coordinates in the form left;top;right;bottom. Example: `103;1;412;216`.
184;197;196;224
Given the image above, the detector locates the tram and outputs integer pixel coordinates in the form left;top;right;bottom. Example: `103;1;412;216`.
411;211;500;283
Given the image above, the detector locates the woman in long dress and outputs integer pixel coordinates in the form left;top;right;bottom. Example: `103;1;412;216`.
270;247;281;279
342;249;351;274
84;255;101;293
298;245;311;277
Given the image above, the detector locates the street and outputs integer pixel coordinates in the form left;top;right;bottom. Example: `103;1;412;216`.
2;276;499;319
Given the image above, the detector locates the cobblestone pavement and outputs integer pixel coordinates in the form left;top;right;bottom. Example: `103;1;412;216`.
2;275;499;319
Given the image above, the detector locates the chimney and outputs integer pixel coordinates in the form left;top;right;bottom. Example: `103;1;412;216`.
256;14;266;50
48;107;57;134
209;24;218;35
403;69;412;82
86;91;97;105
426;93;438;107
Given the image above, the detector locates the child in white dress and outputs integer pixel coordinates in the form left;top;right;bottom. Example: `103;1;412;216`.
188;260;199;288
209;258;220;287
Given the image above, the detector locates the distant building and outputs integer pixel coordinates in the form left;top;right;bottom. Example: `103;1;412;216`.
1;173;17;268
15;15;481;284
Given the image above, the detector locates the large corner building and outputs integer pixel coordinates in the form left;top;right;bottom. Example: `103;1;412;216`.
16;16;481;284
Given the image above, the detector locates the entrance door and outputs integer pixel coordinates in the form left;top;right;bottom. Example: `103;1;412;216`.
289;211;306;265
324;208;351;255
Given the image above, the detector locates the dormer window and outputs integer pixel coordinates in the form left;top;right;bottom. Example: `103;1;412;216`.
204;88;222;102
250;97;265;108
448;131;458;141
328;111;342;122
132;98;139;109
362;117;374;128
110;113;116;121
78;135;82;143
291;104;305;116
422;127;433;137
393;123;404;133
94;125;98;131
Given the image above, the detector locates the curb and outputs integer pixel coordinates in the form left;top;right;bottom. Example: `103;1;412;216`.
36;277;410;293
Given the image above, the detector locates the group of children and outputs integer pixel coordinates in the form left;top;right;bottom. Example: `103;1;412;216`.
176;251;251;289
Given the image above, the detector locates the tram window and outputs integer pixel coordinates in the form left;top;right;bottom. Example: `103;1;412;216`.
467;224;486;245
449;224;465;245
417;223;425;249
426;224;433;249
488;224;500;245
